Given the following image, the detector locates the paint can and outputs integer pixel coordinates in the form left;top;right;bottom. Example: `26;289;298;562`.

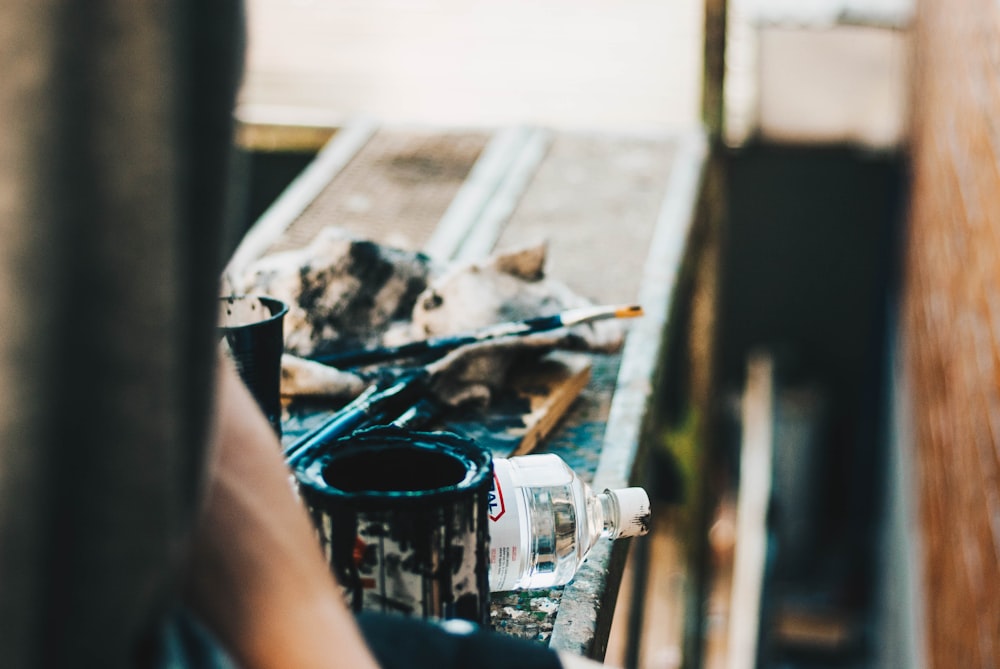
296;426;493;625
219;295;288;438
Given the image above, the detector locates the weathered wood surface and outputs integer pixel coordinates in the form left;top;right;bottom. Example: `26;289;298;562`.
448;351;593;459
902;1;1000;665
535;131;708;658
232;123;707;658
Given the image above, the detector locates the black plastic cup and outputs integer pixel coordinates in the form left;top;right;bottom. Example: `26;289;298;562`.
219;295;289;438
297;426;493;625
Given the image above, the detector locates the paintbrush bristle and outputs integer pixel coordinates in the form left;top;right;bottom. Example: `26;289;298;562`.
615;304;644;319
557;303;645;328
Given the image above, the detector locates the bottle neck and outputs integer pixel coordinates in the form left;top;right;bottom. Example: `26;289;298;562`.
596;491;620;539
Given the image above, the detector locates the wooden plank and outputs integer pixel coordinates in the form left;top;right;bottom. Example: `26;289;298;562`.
235;119;338;154
451;127;551;262
594;129;708;493
508;352;592;457
726;353;775;669
446;351;592;459
224;118;378;277
268;129;490;254
423;126;548;261
549;129;708;658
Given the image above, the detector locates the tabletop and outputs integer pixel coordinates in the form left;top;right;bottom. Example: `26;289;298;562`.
227;119;707;660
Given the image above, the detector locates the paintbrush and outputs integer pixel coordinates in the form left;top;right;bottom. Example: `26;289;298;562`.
388;396;448;430
283;370;430;467
310;303;644;368
285;303;644;467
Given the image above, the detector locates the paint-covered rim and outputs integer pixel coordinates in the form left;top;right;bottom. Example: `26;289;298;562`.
296;426;493;508
218;295;289;330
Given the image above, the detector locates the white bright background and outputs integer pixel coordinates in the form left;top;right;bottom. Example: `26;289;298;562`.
239;0;705;133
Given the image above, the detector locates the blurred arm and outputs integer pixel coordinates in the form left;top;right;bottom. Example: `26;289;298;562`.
182;361;380;669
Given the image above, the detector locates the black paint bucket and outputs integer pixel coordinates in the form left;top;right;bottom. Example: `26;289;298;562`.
219;295;288;438
297;426;493;625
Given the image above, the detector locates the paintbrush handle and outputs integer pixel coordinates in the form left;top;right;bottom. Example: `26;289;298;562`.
389;396;448;429
284;372;428;467
311;335;478;368
309;304;642;369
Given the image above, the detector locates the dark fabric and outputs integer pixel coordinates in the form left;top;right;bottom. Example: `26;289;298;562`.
357;613;564;669
0;2;245;667
153;608;238;669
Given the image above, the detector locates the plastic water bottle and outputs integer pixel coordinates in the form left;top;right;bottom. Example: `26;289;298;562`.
487;453;651;592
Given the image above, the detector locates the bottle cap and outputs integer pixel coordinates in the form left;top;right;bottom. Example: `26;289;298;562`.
608;487;651;538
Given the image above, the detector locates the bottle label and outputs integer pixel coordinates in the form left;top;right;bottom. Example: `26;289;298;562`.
488;458;522;591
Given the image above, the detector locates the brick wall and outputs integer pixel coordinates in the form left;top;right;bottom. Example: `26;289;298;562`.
903;0;1000;665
